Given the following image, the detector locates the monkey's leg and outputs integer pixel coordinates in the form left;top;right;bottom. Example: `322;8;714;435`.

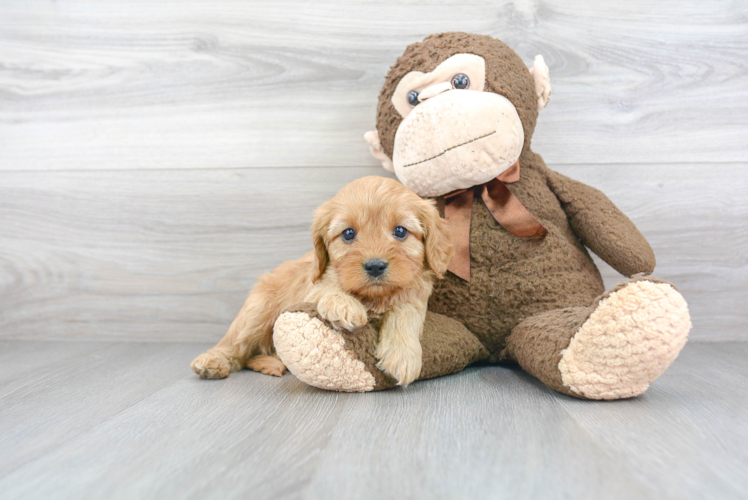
504;275;691;400
273;304;488;392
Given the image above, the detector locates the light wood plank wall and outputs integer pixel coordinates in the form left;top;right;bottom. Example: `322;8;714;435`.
1;0;746;341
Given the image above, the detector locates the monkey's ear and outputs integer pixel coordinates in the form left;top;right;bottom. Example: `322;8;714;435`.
364;131;395;172
528;55;551;111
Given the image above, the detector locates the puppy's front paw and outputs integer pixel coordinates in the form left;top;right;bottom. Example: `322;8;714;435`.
191;350;232;379
376;340;422;387
317;293;368;331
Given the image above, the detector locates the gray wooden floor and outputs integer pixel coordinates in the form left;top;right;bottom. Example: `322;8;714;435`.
0;341;745;500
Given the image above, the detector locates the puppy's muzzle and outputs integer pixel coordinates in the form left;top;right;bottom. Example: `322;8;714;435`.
364;259;388;278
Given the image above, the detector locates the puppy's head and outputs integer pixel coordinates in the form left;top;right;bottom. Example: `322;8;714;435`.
311;176;452;298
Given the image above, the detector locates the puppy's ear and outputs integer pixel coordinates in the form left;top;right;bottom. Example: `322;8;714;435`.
417;198;453;279
310;201;332;282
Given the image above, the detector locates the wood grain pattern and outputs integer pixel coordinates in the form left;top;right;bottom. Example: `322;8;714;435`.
555;342;748;499
0;341;745;499
0;342;194;477
1;163;745;342
1;0;746;171
567;163;748;341
0;166;392;341
308;343;748;500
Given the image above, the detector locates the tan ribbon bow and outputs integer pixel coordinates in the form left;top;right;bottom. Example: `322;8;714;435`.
444;160;548;281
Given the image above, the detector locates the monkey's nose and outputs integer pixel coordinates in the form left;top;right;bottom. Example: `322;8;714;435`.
364;259;388;278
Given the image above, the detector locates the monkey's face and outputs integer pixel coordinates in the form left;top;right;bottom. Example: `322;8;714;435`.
390;54;524;197
365;33;551;198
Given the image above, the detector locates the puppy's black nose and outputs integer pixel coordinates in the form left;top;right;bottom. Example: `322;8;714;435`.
364;259;388;278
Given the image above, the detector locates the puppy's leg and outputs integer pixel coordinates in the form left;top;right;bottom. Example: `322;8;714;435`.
192;258;310;379
192;286;284;379
246;354;287;377
191;311;257;380
306;277;368;332
375;302;425;386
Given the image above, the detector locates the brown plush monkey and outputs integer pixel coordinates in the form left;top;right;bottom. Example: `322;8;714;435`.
273;33;691;400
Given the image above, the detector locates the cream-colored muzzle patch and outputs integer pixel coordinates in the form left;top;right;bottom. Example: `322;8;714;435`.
392;90;524;197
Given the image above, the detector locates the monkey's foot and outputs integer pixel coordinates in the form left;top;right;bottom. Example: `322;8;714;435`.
558;279;691;400
273;305;379;392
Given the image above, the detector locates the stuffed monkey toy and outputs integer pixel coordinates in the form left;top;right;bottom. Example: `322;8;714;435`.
273;32;691;400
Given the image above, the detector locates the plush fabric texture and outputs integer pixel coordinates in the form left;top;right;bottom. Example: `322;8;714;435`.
390;53;487;118
369;33;690;400
377;32;540;161
505;275;690;399
443;163;549;281
274;303;489;391
273;306;377;392
429;151;619;361
545;169;656;278
529;55;551;110
375;34;650;359
277;32;690;399
428;150;658;361
504;306;587;397
377;34;657;362
417;310;490;380
392;90;524;197
558;279;691;399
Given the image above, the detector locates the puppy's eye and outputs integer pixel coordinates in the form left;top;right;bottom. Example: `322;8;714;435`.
393;226;408;240
407;91;420;107
451;73;470;90
342;228;356;242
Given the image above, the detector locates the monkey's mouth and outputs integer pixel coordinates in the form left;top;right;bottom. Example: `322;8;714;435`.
402;130;497;168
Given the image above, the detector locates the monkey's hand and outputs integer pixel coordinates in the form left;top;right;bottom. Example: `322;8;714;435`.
316;292;368;332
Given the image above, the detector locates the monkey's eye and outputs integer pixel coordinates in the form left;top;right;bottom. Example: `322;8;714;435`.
407;91;420;107
393;226;408;240
451;73;470;90
342;228;356;242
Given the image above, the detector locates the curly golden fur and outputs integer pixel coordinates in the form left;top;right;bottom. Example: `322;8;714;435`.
191;176;452;386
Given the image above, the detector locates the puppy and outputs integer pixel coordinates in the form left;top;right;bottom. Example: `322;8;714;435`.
191;176;452;386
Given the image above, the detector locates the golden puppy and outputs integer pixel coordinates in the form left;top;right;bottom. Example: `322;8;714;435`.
191;176;453;386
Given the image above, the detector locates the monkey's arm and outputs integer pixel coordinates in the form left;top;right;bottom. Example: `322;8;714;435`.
545;169;655;277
